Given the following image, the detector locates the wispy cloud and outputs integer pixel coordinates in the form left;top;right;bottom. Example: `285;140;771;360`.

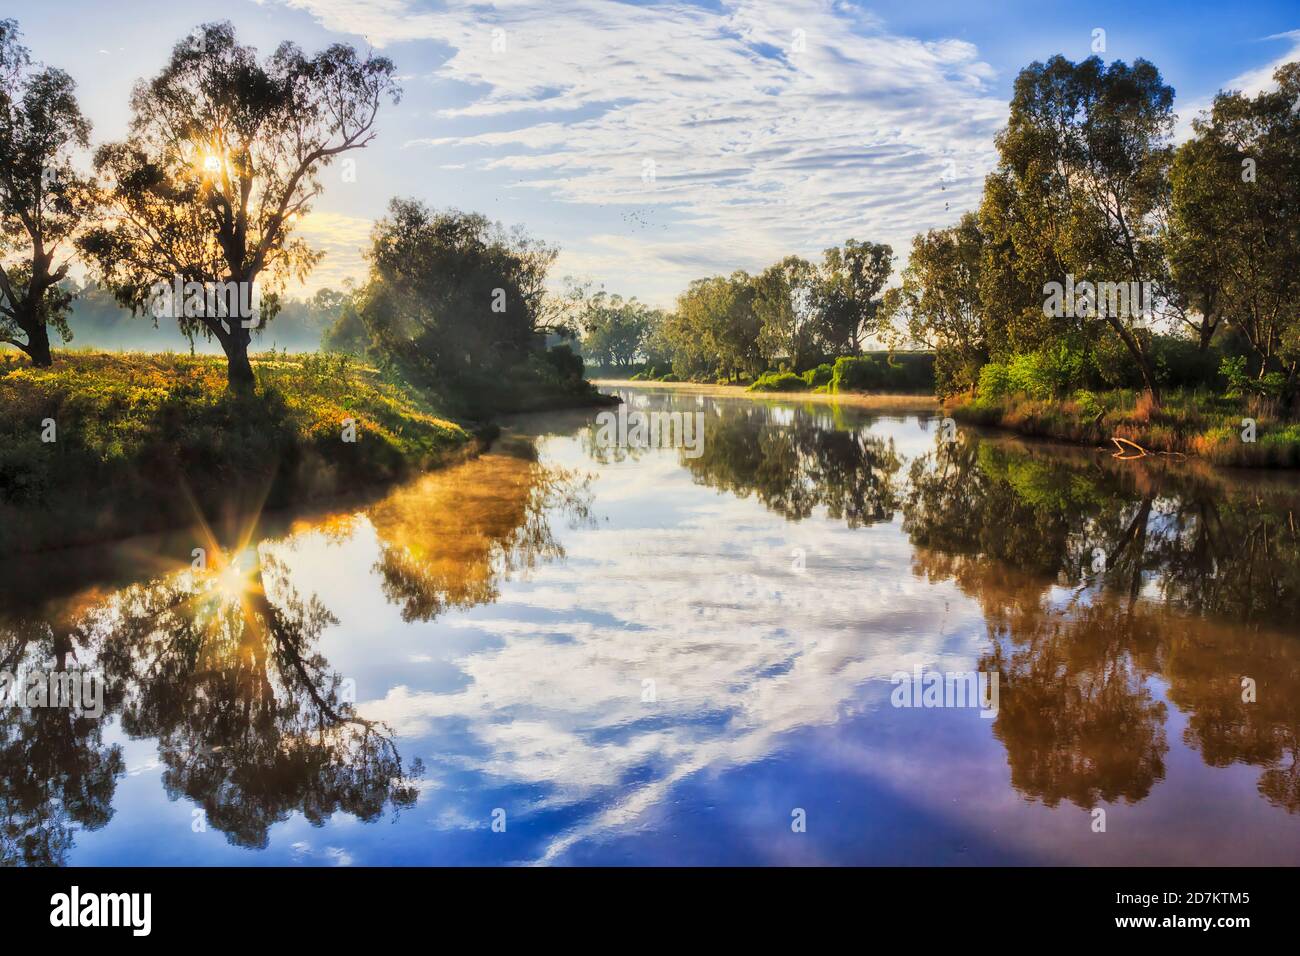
1174;29;1300;141
275;0;1007;303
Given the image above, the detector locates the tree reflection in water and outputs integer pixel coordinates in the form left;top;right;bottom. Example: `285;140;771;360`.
680;402;902;527
904;433;1300;812
5;408;1300;863
0;437;586;860
0;602;125;866
369;440;592;621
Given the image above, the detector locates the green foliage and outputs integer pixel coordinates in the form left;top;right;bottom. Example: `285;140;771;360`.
78;21;400;387
828;353;934;394
977;361;1012;401
642;240;895;384
577;291;658;370
1220;355;1287;400
950;386;1300;468
879;213;984;396
0;352;469;552
1073;389;1104;419
831;356;879;391
815;240;892;354
1151;336;1220;390
660;272;763;381
747;370;806;392
1170;63;1300;386
356;200;558;389
0;19;94;366
803;363;834;388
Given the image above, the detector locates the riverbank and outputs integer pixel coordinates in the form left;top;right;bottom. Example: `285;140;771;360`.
591;378;940;412
0;352;481;554
949;390;1300;468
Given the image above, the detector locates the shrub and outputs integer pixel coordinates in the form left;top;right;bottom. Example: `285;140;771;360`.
748;370;806;392
802;363;834;388
543;344;585;381
977;361;1012;400
830;356;880;391
1152;336;1219;390
1073;388;1105;419
1221;355;1287;400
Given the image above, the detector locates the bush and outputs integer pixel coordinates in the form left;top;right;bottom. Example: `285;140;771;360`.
802;362;834;388
543;344;585;381
1073;389;1105;419
977;361;1013;400
748;370;806;392
830;356;879;391
1221;355;1287;400
1152;336;1219;390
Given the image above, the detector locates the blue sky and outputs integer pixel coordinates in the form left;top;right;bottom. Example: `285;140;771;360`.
9;0;1300;305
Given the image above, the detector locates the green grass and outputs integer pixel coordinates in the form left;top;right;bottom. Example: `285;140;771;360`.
950;388;1300;468
0;351;472;552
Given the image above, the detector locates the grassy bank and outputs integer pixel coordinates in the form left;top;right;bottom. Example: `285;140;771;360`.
950;389;1300;468
0;351;475;553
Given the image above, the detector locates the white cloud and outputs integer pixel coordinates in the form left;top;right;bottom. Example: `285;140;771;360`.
342;436;986;864
1174;30;1300;142
276;0;1007;304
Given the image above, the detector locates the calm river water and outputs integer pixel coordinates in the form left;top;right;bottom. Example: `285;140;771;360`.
4;384;1300;865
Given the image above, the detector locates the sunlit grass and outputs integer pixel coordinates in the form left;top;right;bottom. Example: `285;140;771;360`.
949;388;1300;468
0;350;473;552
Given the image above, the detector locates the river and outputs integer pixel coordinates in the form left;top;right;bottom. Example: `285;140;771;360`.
3;383;1300;865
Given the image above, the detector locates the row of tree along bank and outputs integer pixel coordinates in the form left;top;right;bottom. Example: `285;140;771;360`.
569;54;1300;465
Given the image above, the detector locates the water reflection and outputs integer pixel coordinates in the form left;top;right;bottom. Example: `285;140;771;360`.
0;443;585;863
0;601;124;866
2;390;1300;864
369;438;592;621
682;401;902;526
906;436;1300;814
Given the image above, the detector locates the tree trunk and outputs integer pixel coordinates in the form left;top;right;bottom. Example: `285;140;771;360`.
25;322;53;368
1106;316;1160;406
225;335;255;391
1197;318;1216;353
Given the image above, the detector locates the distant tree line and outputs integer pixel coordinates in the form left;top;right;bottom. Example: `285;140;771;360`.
574;240;894;381
570;54;1300;407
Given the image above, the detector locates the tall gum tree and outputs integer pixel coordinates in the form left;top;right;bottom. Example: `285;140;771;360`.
80;21;399;389
1170;63;1300;385
0;19;94;367
985;55;1174;402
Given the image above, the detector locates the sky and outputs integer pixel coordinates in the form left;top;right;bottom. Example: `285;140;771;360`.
8;0;1300;306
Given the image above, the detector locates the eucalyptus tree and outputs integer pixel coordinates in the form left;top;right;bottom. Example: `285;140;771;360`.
1170;62;1300;385
80;21;399;389
0;19;94;367
752;254;818;369
880;213;987;396
815;239;892;355
984;55;1175;401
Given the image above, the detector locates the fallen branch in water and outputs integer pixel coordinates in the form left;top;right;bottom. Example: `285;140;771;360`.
1110;436;1187;461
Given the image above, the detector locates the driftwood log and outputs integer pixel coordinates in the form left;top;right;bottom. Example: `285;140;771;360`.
1110;436;1187;461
